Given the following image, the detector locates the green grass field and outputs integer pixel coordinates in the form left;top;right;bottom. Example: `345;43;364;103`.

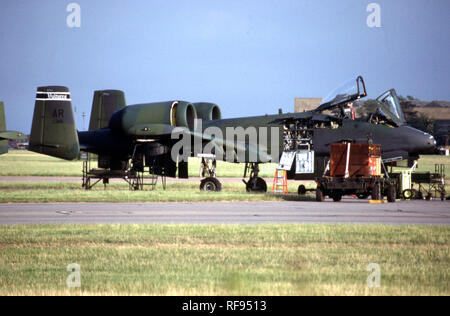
0;150;307;203
1;150;448;179
0;182;312;203
0;152;448;296
0;224;448;296
0;150;278;178
0;151;448;203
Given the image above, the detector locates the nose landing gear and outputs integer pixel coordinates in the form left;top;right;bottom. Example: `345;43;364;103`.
198;154;222;192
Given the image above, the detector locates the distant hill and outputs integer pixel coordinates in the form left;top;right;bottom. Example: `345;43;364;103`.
409;100;450;108
406;101;450;120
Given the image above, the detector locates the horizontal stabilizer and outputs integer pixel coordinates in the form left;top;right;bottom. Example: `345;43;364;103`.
0;131;27;141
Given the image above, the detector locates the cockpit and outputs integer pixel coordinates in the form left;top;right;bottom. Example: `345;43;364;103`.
366;89;406;127
315;76;407;128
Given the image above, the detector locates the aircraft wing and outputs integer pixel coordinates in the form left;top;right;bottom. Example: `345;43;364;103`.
181;129;272;163
98;123;273;162
199;131;271;162
126;123;179;138
0;131;27;141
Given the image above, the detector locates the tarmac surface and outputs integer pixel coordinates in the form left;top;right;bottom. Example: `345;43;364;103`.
0;199;449;225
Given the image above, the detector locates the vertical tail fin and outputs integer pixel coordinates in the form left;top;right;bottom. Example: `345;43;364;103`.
88;90;126;131
0;102;7;154
29;86;80;160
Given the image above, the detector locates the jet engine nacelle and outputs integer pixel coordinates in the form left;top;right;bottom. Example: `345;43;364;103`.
193;103;222;121
109;101;197;136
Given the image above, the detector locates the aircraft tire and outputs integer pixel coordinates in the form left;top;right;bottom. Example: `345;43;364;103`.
246;177;267;193
200;177;222;192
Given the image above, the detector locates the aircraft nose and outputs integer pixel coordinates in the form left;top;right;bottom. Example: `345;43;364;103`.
396;126;438;156
422;132;437;154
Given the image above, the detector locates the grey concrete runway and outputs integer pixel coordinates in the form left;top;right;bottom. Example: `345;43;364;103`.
0;200;449;225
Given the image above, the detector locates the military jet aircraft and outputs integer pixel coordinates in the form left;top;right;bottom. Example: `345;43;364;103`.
28;76;437;192
0;102;27;155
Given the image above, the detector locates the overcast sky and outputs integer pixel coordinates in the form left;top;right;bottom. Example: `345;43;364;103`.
1;0;449;132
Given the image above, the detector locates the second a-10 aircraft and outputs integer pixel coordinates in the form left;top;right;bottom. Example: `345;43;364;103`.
0;102;27;155
28;76;437;192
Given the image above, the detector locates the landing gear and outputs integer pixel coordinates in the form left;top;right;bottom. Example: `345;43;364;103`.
246;177;267;193
198;154;222;192
200;177;222;192
243;163;267;193
199;155;217;178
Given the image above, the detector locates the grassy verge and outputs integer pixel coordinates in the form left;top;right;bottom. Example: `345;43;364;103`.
0;224;448;296
5;150;448;179
0;151;447;202
0;151;277;178
0;182;312;203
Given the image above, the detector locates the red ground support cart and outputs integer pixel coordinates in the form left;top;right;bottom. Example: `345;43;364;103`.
315;142;397;202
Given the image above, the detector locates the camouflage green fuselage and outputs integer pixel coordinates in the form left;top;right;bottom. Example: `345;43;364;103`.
79;109;435;163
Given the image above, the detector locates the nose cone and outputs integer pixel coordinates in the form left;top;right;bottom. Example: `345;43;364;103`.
409;127;437;155
421;133;437;154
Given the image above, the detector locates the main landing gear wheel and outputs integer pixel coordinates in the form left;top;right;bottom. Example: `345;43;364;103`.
200;177;222;192
245;177;267;193
243;163;266;193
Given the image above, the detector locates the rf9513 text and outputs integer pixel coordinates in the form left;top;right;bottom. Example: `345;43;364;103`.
226;301;267;311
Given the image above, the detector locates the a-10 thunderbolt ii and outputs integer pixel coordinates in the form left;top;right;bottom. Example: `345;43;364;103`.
0;102;27;155
28;76;437;192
